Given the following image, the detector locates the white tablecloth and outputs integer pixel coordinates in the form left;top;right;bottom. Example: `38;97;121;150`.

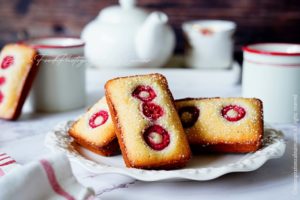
0;69;299;200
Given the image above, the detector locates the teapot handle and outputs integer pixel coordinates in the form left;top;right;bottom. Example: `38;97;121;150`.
119;0;136;9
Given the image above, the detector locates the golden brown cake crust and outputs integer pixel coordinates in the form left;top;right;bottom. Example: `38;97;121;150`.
71;135;120;156
0;44;39;120
105;73;191;169
68;97;119;156
105;95;133;166
175;97;263;153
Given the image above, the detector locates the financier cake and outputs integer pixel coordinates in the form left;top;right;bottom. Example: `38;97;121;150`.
0;44;39;120
105;73;191;169
69;97;119;156
175;98;263;153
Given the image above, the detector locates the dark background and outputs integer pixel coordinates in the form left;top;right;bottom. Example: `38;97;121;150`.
0;0;300;61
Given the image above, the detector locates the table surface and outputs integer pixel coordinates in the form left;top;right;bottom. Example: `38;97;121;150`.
0;69;299;200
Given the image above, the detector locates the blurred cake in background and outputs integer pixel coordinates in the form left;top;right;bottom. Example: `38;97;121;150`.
0;44;39;120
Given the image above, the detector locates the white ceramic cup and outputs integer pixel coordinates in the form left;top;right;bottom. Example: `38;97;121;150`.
182;20;236;69
242;43;300;123
25;37;86;112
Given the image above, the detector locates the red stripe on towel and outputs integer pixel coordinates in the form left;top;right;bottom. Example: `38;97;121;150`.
0;153;7;157
40;159;75;200
0;168;4;176
0;156;10;162
0;160;16;166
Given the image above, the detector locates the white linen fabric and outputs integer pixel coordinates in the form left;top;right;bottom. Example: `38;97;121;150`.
0;152;94;200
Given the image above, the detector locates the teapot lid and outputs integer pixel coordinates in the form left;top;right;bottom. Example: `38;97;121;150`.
97;0;148;24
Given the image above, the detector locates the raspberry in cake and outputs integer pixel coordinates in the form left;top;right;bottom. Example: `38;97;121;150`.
175;98;263;153
1;56;14;69
69;97;119;156
105;73;191;169
221;105;246;122
89;110;109;129
0;76;6;85
178;106;200;128
143;125;170;151
141;102;164;121
132;85;157;102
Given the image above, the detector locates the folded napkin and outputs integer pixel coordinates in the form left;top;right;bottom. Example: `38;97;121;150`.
0;152;94;200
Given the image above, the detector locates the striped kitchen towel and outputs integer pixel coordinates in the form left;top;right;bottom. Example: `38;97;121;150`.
0;152;95;200
0;152;20;177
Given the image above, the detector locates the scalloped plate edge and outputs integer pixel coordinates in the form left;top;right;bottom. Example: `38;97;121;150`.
45;121;286;181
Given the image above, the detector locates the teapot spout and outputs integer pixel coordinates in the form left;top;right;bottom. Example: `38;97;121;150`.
135;12;174;66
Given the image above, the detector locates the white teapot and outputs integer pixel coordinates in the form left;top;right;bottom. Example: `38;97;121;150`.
81;0;175;68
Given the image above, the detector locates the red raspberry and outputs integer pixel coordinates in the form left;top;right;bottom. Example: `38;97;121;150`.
142;102;164;120
178;106;200;128
200;28;214;36
1;56;14;69
89;110;109;129
0;76;5;85
0;91;3;104
143;125;170;151
221;105;246;122
132;85;156;102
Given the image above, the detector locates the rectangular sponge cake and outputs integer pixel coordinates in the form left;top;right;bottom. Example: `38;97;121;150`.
69;97;119;156
175;98;263;153
0;44;39;120
105;73;191;169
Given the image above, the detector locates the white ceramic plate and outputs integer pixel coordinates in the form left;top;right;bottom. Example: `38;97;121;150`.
45;121;285;181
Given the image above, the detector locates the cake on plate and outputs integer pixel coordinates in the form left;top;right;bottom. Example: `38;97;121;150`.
175;98;263;153
105;73;191;169
69;97;119;156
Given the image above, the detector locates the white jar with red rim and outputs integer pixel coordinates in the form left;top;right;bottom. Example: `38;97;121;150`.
242;43;300;123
